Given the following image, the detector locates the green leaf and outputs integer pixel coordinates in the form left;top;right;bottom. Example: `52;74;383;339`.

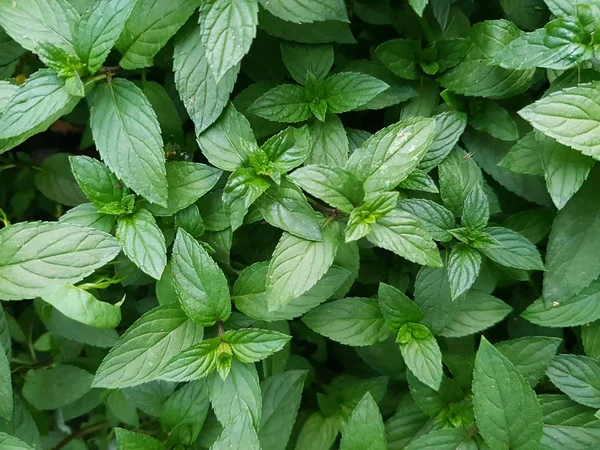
438;147;482;215
346;192;399;242
321;72;388;114
542;168;600;302
305;114;349;166
22;365;93;410
73;0;136;74
496;337;561;387
303;297;391;346
396;322;442;391
209;359;262;427
160;380;210;446
378;283;423;331
438;290;511;338
409;0;429;16
116;0;199;69
295;411;339;450
248;84;311;123
173;22;239;134
0;0;76;53
281;43;333;85
262;125;311;172
547;355;600;408
141;81;185;146
397;199;456;242
498;131;544;176
523;279;600;327
171;229;232;326
0;433;34;450
479;226;544;270
116;208;167;280
115;428;165;450
259;370;306;450
0;305;10;360
93;304;204;388
34;152;87;207
0;345;11;421
145;162;222;216
255;179;323;241
69;155;134;215
583;320;600;361
418;110;468;172
469;99;519;141
289;165;363;214
197;102;256;171
346;117;435;195
462;183;489;231
473;338;543;450
258;0;348;23
39;283;121;328
447;244;482;300
414;267;462;334
537;132;595;209
519;82;600;159
367;209;443;268
88;78;167;206
404;429;477;450
339;392;386;450
160;337;221;382
224;167;271;230
0;70;78;141
59;203;117;234
375;39;421;80
211;411;260;450
0;221;119;301
224;328;291;363
199;0;258;81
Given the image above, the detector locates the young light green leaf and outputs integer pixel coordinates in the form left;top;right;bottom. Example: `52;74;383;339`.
248;84;311;123
519;82;600;158
93;304;204;388
74;0;137;74
199;0;258;81
255;179;323;241
496;337;561;387
160;380;210;446
115;427;165;450
262;125;311;172
39;283;121;328
547;355;600;409
0;345;11;421
438;290;512;338
171;229;232;326
145;162;222;216
88;78;167;206
69;155;134;215
322;72;388;114
367;209;443;267
224;167;271;230
258;0;348;23
473;338;543;450
116;208;167;280
523;279;600;327
346;117;435;195
339;392;386;450
209;359;262;427
479;227;544;270
303;297;391;346
22;365;93;410
116;0;199;69
281;43;334;85
266;221;340;310
447;244;482;300
345;191;399;242
174;22;239;134
0;221;119;301
259;370;306;450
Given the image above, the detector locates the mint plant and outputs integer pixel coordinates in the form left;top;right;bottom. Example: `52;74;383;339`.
1;0;600;449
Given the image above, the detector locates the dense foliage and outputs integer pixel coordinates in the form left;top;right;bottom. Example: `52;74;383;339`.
1;0;600;448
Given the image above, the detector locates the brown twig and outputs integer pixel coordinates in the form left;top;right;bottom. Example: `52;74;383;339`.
217;320;225;335
53;422;109;450
97;66;120;75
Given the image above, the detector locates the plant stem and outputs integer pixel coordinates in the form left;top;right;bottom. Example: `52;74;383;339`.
52;422;109;450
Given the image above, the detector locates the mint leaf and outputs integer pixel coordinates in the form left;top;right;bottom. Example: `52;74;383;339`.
93;304;204;388
473;338;543;450
22;365;93;410
281;43;333;85
224;328;291;363
73;0;136;74
248;84;311;123
396;322;442;391
160;380;209;446
59;203;117;233
322;72;388;113
34;152;87;206
375;39;421;80
498;131;544;176
447;244;482;300
0;345;11;421
378;283;423;331
160;338;220;382
519;82;600;158
39;283;121;328
171;229;232;326
418;110;468;172
224;167;271;230
173;23;239;134
397;199;456;242
116;208;167;280
547;355;600;408
0;221;119;301
496;337;561;387
367;209;443;267
262;125;311;172
462;183;489;231
479;227;544;270
258;0;349;23
69;155;134;215
439;147;482;215
199;0;258;81
346;191;399;242
303;297;391;346
266;222;340;311
0;433;33;450
115;427;165;450
346;117;435;195
404;429;477;450
339;392;386;450
88;78;167;206
294;412;338;450
211;412;260;450
306;114;349;166
469;99;519;141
